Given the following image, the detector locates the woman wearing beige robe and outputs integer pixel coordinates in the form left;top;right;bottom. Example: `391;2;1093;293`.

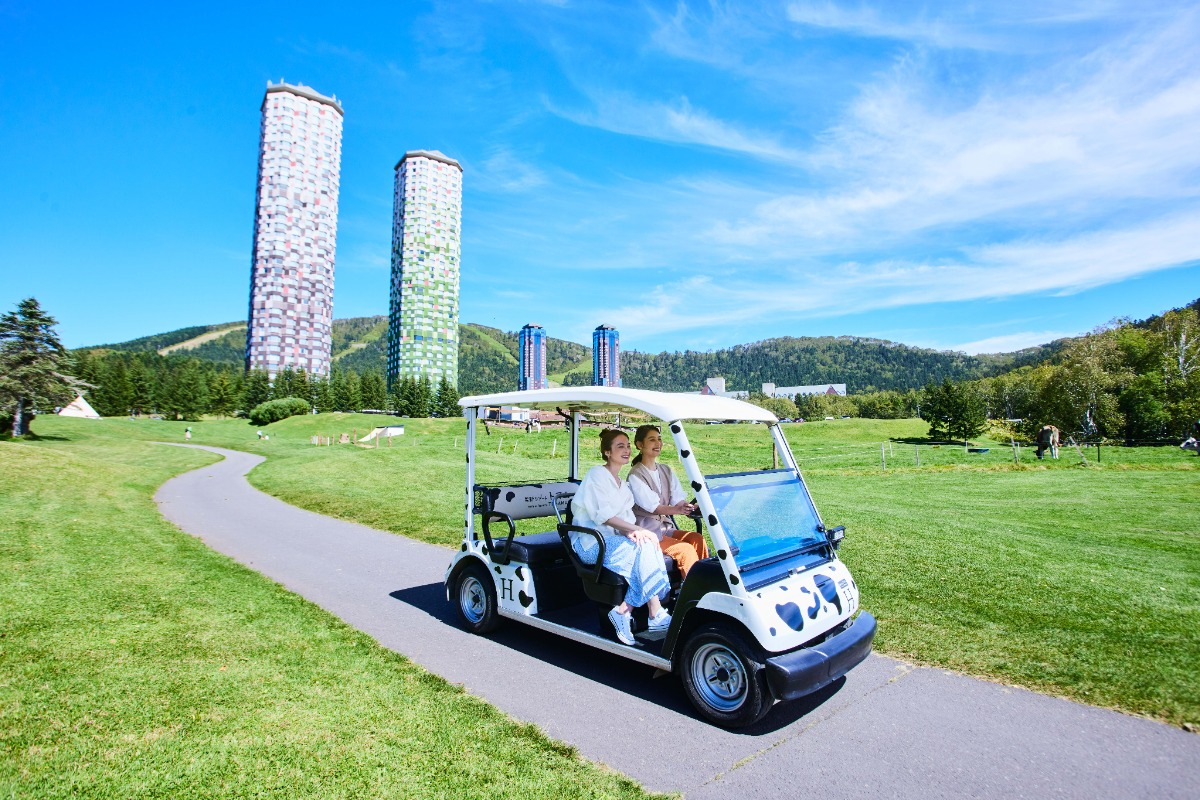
628;424;709;577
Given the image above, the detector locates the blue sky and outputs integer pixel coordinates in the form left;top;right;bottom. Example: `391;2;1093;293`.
2;0;1197;355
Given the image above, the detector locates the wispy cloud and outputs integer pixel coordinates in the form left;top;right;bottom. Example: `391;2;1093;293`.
475;147;549;192
950;331;1076;355
546;92;805;163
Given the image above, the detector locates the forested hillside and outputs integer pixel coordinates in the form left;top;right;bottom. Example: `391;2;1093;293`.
622;336;988;393
79;298;1198;403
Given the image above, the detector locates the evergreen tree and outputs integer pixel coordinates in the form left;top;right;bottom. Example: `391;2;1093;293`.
310;374;332;412
360;369;387;411
174;360;209;420
0;298;84;435
92;357;133;417
127;356;155;415
434;377;461;417
331;369;361;412
274;367;298;401
208;371;237;417
241;369;271;412
412;376;433;418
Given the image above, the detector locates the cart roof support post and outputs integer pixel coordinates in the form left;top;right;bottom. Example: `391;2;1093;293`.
569;411;581;481
464;407;477;540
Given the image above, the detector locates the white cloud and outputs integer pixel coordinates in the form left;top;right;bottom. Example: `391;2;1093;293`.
546;92;805;164
949;331;1076;355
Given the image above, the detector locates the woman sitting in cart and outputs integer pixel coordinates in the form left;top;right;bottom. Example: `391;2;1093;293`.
572;428;673;646
629;424;709;577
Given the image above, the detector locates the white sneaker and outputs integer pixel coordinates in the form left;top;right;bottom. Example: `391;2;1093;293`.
648;610;672;632
608;608;636;646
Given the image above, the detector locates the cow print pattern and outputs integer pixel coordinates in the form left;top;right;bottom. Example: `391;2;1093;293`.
518;590;534;608
680;449;691;458
813;574;842;614
776;602;804;631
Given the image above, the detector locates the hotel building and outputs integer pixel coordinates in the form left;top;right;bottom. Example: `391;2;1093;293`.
518;323;547;390
245;80;343;377
593;324;621;387
387;150;463;387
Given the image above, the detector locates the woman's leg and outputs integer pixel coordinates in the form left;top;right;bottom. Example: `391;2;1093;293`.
660;535;699;576
621;539;671;608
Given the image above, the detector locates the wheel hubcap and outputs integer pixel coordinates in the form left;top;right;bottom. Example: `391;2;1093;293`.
459;575;486;624
692;642;748;712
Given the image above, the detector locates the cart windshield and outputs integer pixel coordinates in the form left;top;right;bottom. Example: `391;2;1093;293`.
705;469;825;572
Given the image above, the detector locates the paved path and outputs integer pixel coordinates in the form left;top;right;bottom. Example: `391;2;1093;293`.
155;445;1199;799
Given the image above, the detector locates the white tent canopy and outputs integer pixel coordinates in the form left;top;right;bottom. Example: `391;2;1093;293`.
58;395;101;419
458;386;777;423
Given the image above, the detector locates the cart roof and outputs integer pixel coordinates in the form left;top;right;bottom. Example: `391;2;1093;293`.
458;386;777;423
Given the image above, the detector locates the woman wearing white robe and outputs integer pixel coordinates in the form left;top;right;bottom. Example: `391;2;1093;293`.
571;429;672;645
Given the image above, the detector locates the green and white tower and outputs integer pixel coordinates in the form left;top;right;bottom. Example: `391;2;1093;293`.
387;150;463;387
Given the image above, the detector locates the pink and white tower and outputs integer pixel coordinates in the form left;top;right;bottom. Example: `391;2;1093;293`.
245;80;344;378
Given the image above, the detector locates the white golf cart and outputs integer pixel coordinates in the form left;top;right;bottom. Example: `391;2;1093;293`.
445;387;875;727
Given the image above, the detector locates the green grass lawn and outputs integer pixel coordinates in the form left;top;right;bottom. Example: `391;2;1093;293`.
0;424;663;799
9;411;1200;739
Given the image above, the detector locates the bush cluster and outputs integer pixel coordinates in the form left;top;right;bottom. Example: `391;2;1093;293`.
248;397;311;427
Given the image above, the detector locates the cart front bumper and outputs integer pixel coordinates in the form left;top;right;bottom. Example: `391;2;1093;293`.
764;611;877;701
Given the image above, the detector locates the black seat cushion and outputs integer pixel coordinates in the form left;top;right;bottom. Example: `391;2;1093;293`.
489;531;568;566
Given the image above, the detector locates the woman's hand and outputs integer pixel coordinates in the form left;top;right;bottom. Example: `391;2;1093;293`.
626;528;656;545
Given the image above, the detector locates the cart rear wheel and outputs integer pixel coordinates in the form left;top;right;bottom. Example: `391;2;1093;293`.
680;622;773;728
454;562;500;634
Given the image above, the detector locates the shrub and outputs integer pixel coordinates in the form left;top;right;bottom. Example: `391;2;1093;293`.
248;397;311;427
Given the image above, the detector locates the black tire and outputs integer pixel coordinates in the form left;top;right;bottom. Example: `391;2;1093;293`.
453;562;500;634
679;622;774;728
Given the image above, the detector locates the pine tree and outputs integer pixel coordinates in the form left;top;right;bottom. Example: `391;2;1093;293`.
434;377;461;417
241;369;271;413
208;371;237;417
360;369;387;411
0;298;84;435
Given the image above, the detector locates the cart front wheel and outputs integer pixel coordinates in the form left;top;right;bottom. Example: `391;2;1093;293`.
680;623;773;728
454;562;500;634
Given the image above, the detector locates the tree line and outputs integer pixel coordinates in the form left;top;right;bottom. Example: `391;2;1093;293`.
741;308;1200;443
70;350;461;421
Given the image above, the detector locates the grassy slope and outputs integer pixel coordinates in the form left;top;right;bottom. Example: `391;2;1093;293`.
112;412;1198;728
0;423;661;799
11;414;1199;731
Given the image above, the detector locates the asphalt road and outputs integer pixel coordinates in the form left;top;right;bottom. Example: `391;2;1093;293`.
154;445;1199;798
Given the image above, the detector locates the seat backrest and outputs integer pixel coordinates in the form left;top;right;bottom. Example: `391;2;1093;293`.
474;482;579;522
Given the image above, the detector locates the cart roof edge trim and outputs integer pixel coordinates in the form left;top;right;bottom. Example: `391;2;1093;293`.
458;387;778;423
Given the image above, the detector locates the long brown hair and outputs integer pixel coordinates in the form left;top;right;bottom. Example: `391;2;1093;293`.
631;424;661;466
598;428;629;463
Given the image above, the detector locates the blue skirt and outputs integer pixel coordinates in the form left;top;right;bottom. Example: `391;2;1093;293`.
573;533;670;608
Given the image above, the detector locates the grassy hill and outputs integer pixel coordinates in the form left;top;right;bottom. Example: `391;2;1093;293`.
78;295;1198;394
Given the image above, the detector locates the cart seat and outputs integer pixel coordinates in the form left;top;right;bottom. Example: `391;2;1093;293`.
487;531;570;567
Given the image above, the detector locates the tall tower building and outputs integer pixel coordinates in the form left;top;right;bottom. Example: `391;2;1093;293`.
593;324;621;387
246;80;343;378
387;150;463;387
518;323;547;390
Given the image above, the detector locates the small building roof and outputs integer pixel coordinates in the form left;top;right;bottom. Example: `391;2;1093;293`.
459;386;777;423
395;149;463;171
263;81;344;115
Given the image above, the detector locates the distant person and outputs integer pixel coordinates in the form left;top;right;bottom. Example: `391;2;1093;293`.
257;430;263;440
1050;425;1060;459
184;427;192;441
570;428;672;646
628;424;708;577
